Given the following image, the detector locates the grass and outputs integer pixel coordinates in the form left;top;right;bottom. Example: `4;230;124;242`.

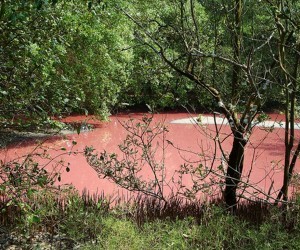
80;210;300;250
2;188;300;250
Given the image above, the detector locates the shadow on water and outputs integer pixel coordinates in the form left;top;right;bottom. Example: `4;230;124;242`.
0;119;101;150
0;130;65;149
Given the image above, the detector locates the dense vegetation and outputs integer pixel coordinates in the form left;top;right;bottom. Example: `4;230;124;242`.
2;0;295;127
0;0;131;125
0;0;209;128
2;189;300;249
1;0;300;248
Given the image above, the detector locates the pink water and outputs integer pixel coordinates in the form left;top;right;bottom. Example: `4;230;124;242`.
1;112;299;201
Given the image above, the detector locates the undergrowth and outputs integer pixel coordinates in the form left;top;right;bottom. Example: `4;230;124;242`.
1;188;300;249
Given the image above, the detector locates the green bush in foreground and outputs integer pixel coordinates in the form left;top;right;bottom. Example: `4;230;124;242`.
2;189;300;250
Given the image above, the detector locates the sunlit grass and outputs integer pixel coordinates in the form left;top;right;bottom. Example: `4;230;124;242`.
2;188;300;249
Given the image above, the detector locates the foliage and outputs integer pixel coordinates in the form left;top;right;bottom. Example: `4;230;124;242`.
117;0;300;208
0;153;57;212
85;115;170;201
1;0;300;210
2;187;300;249
0;0;225;129
55;1;133;119
0;1;68;124
2;2;300;248
2;0;295;127
0;139;78;221
0;0;132;127
84;115;228;202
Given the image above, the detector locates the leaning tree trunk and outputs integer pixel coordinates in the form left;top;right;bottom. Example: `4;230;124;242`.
224;131;247;211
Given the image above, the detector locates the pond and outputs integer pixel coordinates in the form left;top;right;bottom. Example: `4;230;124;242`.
1;112;299;201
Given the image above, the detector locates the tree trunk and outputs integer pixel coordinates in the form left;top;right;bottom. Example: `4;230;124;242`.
224;131;247;211
276;43;300;202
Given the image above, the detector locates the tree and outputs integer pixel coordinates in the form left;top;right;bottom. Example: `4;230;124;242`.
118;0;299;209
265;0;300;203
0;0;133;128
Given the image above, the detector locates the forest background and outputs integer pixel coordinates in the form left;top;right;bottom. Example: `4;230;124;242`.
1;0;293;126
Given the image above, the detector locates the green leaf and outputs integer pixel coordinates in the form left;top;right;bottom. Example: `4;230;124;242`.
31;215;41;223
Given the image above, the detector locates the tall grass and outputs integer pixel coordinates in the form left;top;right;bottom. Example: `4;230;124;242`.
1;189;300;249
